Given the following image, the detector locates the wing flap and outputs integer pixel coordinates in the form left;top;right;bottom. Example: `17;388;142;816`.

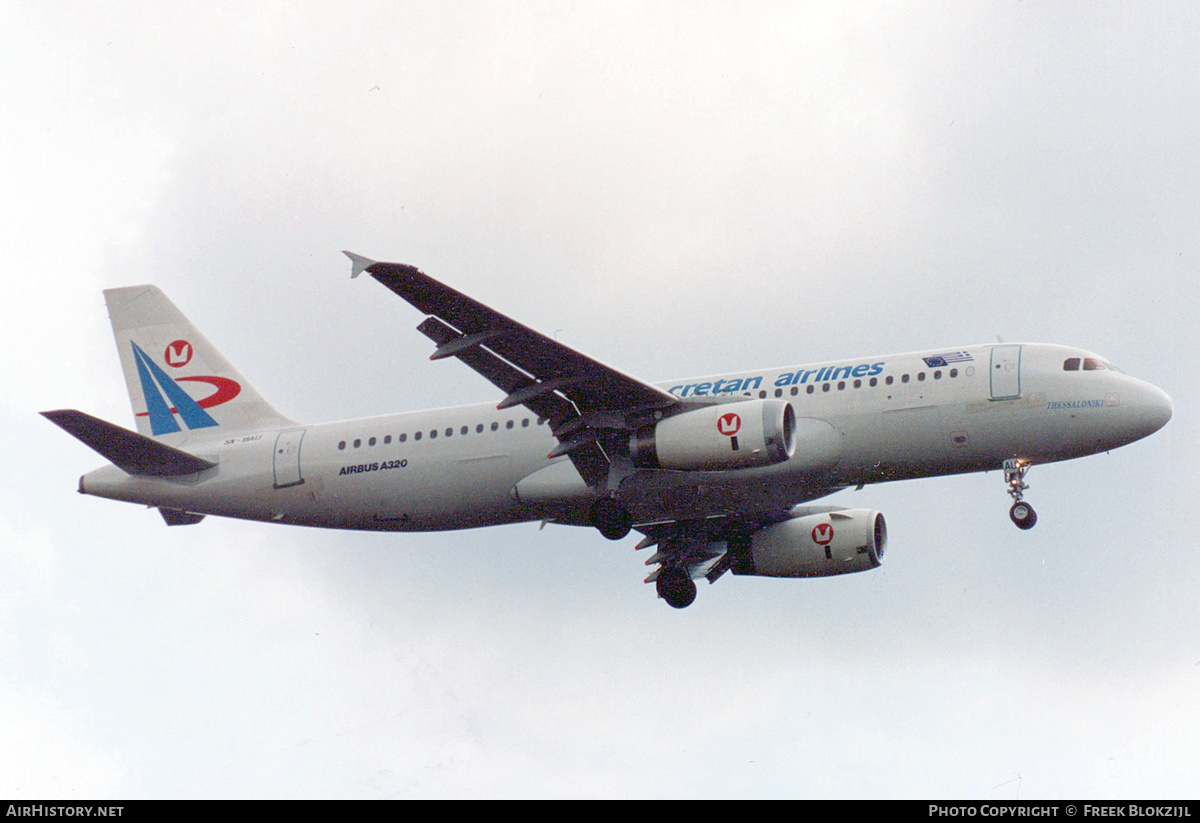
415;314;610;486
637;519;730;584
42;409;216;476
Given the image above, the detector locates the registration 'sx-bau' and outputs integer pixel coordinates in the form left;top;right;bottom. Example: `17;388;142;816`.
43;253;1173;608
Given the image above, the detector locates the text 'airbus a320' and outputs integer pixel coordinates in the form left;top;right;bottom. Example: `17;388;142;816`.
43;252;1173;608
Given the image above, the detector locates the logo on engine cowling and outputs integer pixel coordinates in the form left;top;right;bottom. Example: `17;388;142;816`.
717;412;741;436
717;412;741;452
811;523;834;545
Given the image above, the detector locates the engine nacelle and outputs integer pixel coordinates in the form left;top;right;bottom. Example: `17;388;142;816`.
729;508;887;578
630;400;796;471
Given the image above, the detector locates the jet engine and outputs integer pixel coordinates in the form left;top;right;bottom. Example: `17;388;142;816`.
728;508;886;578
629;399;796;471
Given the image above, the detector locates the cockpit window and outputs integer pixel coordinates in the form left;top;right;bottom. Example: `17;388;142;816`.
1065;355;1120;373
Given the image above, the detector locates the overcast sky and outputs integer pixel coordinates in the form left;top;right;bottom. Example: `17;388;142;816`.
3;1;1197;799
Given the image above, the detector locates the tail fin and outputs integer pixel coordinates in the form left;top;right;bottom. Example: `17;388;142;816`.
105;285;296;438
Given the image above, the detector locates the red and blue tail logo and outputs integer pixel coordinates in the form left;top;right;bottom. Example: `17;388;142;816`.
132;341;241;435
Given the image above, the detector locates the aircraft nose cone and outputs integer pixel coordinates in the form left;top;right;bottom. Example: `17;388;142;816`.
1131;381;1173;440
1146;384;1174;433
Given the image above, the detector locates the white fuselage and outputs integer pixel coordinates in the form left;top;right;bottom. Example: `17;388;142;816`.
79;343;1173;531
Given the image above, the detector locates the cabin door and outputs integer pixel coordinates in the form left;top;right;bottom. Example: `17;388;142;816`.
273;428;307;488
989;345;1022;400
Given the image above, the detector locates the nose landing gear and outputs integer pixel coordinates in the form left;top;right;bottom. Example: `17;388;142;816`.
1004;458;1037;530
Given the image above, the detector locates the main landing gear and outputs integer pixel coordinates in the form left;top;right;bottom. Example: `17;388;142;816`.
590;497;632;541
655;567;697;609
1004;458;1037;530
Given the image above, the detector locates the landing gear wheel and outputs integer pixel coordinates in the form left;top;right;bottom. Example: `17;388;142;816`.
1009;501;1037;530
590;498;631;541
1003;458;1036;530
656;568;697;609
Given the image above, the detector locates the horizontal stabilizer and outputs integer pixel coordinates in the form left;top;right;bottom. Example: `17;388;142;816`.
41;409;216;476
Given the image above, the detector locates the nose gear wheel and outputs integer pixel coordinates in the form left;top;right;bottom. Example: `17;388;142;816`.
1009;500;1037;529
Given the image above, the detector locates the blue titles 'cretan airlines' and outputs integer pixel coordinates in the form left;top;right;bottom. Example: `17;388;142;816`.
43;253;1174;608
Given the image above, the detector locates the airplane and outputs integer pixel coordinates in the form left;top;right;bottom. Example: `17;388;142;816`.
42;252;1174;608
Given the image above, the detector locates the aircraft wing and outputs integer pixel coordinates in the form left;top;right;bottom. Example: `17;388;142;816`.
346;252;682;487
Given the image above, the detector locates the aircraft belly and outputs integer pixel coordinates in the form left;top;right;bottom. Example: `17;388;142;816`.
392;454;521;529
618;463;838;523
312;451;532;531
1008;394;1134;463
832;405;955;484
938;390;1119;465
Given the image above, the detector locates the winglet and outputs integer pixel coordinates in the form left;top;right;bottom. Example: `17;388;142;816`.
342;251;377;279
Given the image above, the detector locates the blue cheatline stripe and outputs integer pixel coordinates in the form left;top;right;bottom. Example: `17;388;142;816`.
131;342;219;433
132;343;180;435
